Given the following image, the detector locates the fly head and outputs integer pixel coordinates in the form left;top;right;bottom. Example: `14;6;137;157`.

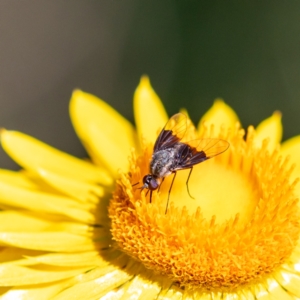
142;175;159;190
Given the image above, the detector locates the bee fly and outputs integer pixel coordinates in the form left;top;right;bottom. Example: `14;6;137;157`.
135;113;229;214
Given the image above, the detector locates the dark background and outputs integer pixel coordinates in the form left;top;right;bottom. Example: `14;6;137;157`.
1;1;300;169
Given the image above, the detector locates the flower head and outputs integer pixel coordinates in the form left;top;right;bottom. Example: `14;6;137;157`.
0;77;299;299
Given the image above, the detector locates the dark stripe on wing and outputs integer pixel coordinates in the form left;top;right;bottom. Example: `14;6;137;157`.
154;113;187;151
173;139;229;170
154;130;180;151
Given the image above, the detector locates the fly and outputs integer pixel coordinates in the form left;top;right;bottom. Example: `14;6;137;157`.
137;113;229;214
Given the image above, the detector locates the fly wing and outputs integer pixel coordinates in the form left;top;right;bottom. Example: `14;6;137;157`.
173;138;229;170
154;113;187;151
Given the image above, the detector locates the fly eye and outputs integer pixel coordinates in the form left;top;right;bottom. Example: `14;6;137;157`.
142;175;159;190
143;175;152;184
149;178;159;190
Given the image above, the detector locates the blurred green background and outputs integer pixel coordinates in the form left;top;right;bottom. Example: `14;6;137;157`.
1;1;300;169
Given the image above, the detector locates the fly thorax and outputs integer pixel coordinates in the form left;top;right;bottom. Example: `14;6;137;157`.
150;149;175;178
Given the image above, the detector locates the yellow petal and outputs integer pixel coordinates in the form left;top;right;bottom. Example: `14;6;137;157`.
1;280;70;300
157;286;183;299
24;250;117;267
265;277;295;300
0;264;91;286
72;262;127;284
134;76;168;144
179;107;189;117
0;180;95;223
222;292;242;300
0;211;101;239
0;169;38;190
198;99;239;136
254;111;282;151
0;248;45;265
273;270;300;297
0;211;51;232
99;288;125;300
281;135;300;203
281;135;300;174
0;288;10;297
210;292;223;300
37;169;105;204
238;289;256;300
121;275;161;299
281;136;300;161
0;232;101;252
53;269;132;300
229;292;250;300
0;130;112;186
70;90;137;175
251;283;271;300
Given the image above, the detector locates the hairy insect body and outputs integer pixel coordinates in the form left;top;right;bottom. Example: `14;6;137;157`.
150;149;175;178
150;143;193;178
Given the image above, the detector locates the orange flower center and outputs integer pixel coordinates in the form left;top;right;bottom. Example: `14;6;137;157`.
109;125;300;291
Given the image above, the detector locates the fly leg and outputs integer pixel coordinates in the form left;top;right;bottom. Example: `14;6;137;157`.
165;172;177;214
158;177;165;192
186;167;195;199
145;189;150;202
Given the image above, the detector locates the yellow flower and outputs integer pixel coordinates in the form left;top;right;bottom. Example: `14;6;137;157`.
0;76;299;299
